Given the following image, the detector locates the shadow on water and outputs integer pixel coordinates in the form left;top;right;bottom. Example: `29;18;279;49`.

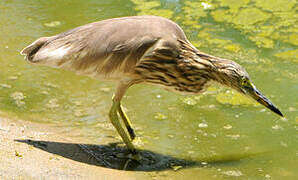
15;139;262;171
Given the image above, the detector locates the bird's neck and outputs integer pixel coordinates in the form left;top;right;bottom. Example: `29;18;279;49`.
179;40;234;87
192;52;233;86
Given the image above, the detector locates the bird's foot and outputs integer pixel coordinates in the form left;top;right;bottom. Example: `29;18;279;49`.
122;150;142;170
116;149;142;161
128;150;142;161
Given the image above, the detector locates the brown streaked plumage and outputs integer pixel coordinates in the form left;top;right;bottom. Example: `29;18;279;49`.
21;16;283;154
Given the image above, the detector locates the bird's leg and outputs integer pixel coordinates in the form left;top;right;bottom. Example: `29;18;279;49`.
109;80;136;152
118;105;136;140
109;99;135;152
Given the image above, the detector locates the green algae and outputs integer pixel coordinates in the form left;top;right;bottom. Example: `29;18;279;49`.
183;1;208;18
131;0;173;18
196;27;243;54
274;49;298;63
0;1;297;179
216;90;259;106
249;35;274;48
254;0;296;12
219;0;249;12
233;8;271;26
131;0;297;54
181;1;210;30
210;9;232;23
224;44;241;53
209;0;297;51
211;6;271;27
275;33;298;46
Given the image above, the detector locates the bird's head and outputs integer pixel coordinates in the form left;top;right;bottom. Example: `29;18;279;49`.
214;59;283;117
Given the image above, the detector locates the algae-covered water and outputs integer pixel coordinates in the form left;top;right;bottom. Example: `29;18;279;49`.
0;0;297;179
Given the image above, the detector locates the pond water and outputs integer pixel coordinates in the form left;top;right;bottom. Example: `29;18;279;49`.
0;0;297;179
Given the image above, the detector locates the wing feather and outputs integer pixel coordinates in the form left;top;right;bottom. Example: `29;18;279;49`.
21;16;188;79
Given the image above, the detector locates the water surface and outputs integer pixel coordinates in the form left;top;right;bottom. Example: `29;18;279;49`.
0;0;297;179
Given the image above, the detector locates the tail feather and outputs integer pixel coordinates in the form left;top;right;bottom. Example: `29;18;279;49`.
20;37;50;61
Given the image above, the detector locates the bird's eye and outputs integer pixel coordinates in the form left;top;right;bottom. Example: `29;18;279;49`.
241;78;250;86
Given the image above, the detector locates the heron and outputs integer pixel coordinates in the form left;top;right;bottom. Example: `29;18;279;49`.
21;16;283;154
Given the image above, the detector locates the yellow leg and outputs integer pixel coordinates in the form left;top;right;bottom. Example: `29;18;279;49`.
109;100;135;152
118;105;136;140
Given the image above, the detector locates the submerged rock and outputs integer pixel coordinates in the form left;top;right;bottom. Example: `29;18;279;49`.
182;97;197;106
44;21;61;27
10;92;26;107
0;83;12;88
46;99;59;109
8;76;18;80
170;165;182;171
99;87;111;93
198;123;208;128
74;109;88;117
223;124;233;130
154;113;167;120
223;170;243;177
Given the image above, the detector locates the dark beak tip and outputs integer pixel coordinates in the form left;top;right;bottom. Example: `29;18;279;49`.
253;88;284;117
277;110;284;117
276;111;284;117
271;106;284;117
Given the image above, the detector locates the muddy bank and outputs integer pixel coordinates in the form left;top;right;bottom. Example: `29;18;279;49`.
0;113;202;180
0;114;148;179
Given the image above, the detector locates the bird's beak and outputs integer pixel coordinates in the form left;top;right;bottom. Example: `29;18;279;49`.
245;84;283;117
